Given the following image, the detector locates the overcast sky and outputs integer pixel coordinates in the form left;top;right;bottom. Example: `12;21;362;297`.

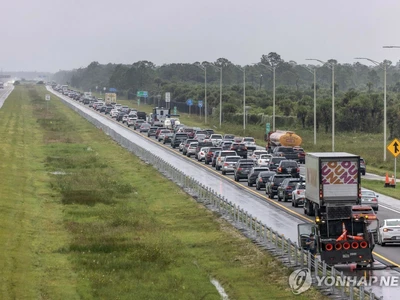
2;0;400;72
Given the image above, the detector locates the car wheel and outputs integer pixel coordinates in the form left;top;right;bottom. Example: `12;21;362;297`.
375;207;379;211
222;171;226;175
283;194;287;202
216;166;220;171
172;145;175;149
256;184;260;190
205;160;209;165
271;192;276;199
235;176;239;182
293;199;298;207
277;193;281;201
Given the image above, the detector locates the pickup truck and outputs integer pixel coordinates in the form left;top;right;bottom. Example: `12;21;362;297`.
271;146;299;161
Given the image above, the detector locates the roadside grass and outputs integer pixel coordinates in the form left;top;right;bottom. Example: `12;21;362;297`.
0;85;81;299
361;180;400;200
40;86;328;299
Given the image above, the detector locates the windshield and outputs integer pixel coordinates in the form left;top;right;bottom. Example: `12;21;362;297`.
212;135;222;139
361;191;375;197
281;161;297;167
243;138;254;142
226;157;240;162
387;220;400;226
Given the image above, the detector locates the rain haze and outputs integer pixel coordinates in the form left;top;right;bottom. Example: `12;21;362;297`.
2;0;400;72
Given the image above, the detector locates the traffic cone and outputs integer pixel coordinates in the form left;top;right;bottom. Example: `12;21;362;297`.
390;175;396;188
385;173;390;187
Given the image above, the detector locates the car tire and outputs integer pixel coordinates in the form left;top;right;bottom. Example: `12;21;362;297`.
283;194;287;202
216;166;220;171
256;184;260;190
375;207;379;211
222;171;226;175
172;145;175;149
235;176;239;182
277;193;281;201
293;199;298;207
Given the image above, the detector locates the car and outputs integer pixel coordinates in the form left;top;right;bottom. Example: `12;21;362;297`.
209;134;223;146
220;155;241;175
223;134;235;140
186;142;198;157
361;189;379;211
250;150;269;161
182;139;198;155
205;129;215;137
139;123;151;133
247;166;270;186
155;127;167;139
230;143;248;158
266;174;292;199
162;132;174;144
256;154;272;167
378;219;400;246
215;150;238;171
171;133;188;148
194;134;207;142
292;182;306;207
352;205;379;242
293;147;306;164
127;117;137;127
100;106;107;113
360;157;366;175
105;106;113;114
242;137;256;151
134;119;145;130
233;159;255;181
195;142;214;158
211;150;221;167
110;109;119;118
276;160;300;178
158;129;172;142
267;157;287;171
147;126;159;137
197;147;209;161
271;146;299;161
256;171;276;190
182;128;195;138
277;178;302;202
204;147;222;165
221;141;233;150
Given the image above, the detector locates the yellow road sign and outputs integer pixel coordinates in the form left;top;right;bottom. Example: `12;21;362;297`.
387;138;400;158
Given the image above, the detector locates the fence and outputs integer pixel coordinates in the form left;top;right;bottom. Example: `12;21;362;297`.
55;91;381;300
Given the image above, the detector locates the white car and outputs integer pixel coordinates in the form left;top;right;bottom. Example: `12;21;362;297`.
250;150;269;161
197;147;209;161
110;110;119;118
127;117;137;127
378;219;400;246
209;134;223;146
122;115;129;123
292;182;306;207
243;137;256;151
257;154;272;167
186;142;198;157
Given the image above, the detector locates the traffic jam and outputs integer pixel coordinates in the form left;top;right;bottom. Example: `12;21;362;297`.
54;86;400;274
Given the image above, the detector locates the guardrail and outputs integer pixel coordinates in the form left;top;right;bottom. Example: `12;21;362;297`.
56;91;382;300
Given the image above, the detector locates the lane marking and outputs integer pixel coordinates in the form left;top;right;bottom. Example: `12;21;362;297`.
52;90;400;268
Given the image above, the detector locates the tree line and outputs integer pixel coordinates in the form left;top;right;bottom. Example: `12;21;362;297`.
52;53;400;138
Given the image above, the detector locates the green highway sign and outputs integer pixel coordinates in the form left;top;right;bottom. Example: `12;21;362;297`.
266;123;271;134
136;91;148;98
173;106;177;115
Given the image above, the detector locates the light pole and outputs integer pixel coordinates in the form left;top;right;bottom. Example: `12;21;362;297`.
254;63;276;131
355;57;388;161
195;63;207;123
234;65;246;132
300;65;317;145
212;65;223;128
307;59;335;151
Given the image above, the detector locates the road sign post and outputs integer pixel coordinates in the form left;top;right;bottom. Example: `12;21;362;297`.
266;123;271;135
198;100;203;119
387;138;400;186
165;92;171;109
186;99;193;115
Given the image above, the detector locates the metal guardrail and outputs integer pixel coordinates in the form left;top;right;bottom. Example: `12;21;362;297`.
56;92;382;300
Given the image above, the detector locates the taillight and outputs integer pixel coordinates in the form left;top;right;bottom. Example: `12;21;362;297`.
223;163;228;166
259;178;263;182
278;167;282;172
296;168;300;172
372;198;377;202
286;187;292;190
383;228;393;232
237;168;242;171
200;152;204;155
297;191;300;194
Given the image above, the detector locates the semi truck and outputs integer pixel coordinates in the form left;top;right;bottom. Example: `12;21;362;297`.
298;152;374;267
265;130;302;152
105;93;117;105
150;107;170;126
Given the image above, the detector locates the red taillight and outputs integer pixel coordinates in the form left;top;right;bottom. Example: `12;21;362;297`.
351;242;359;249
372;198;377;202
200;152;204;155
343;242;351;250
296;168;300;172
297;191;300;194
223;163;228;166
383;228;393;232
286;187;292;190
325;243;333;251
259;178;263;182
278;167;282;172
237;168;242;171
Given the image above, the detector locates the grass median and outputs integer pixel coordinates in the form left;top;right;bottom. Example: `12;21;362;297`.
0;85;327;299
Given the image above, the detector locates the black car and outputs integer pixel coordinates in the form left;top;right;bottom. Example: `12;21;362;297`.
266;174;292;199
360;157;366;175
221;141;233;150
267;157;287;171
247;167;270;187
276;160;300;178
230;143;248;158
116;112;127;122
100;106;107;113
277;178;302;202
233;159;255;182
204;147;222;165
211;150;221;167
205;129;215;138
171;133;189;148
147;126;159;137
256;171;276;190
105;106;113;114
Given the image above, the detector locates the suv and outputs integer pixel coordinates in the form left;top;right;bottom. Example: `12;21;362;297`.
247;166;270;187
277;178;302;202
360;158;366;175
147;126;159;137
182;139;198;155
276;160;300;178
266;174;292;199
195;141;214;158
204;147;222;165
186;142;198;157
293;147;306;164
233;159;255;181
215;150;237;171
267;157;287;171
171;133;188;148
221;156;241;175
230;143;248;158
242;137;256;151
209;134;223;146
272;146;299;161
256;171;276;190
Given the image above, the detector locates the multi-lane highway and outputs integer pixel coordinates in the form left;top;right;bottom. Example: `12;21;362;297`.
49;87;400;299
0;83;14;108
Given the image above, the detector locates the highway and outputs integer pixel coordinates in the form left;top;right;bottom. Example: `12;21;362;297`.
0;83;14;108
48;87;400;299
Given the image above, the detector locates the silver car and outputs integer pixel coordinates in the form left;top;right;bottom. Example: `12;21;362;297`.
215;150;238;170
197;147;209;161
361;189;379;211
378;219;400;246
257;154;272;167
292;182;306;207
186;142;198;157
221;156;241;175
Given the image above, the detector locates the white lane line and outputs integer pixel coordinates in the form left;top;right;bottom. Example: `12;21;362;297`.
210;278;229;300
379;204;400;214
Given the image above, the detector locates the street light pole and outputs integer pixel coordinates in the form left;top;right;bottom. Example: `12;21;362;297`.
195;64;207;123
307;59;335;151
212;66;223;127
234;64;246;132
300;65;317;145
255;63;276;131
355;57;388;161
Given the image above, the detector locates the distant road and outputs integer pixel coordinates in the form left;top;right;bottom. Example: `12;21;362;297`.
0;83;14;108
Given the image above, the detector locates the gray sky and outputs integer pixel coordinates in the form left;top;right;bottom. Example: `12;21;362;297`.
2;0;400;72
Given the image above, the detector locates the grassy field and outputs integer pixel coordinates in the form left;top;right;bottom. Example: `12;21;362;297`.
0;85;328;299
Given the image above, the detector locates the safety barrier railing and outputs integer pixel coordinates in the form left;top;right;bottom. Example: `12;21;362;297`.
54;91;382;300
